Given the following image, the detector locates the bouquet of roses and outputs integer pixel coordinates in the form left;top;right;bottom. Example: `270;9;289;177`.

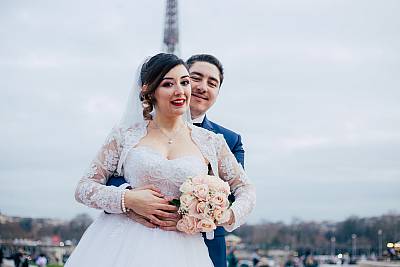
173;175;231;238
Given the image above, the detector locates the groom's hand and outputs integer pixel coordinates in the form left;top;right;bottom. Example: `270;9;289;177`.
158;215;181;231
125;210;158;229
127;210;179;231
124;184;178;227
124;202;179;230
157;195;181;231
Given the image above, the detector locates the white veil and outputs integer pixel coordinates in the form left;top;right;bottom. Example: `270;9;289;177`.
118;58;148;128
118;57;192;128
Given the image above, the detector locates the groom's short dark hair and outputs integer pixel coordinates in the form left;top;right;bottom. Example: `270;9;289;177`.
186;54;224;86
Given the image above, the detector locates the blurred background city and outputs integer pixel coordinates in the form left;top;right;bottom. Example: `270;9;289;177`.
1;0;399;266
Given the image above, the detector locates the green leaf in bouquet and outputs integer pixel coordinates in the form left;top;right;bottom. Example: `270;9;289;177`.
169;198;180;207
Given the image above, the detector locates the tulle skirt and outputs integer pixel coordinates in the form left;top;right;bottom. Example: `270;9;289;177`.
65;213;213;267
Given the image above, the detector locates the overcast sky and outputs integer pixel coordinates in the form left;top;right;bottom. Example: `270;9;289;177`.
1;0;399;223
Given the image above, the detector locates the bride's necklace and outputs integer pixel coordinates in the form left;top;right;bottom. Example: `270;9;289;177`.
153;120;186;145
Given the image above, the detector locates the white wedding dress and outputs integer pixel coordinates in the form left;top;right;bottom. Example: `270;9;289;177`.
65;122;256;267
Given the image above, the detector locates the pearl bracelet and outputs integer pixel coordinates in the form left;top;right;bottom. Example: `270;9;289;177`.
121;189;129;213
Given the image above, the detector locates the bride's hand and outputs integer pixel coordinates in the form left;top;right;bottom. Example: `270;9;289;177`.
124;185;179;227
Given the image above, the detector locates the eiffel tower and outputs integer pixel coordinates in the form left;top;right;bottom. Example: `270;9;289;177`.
162;0;179;55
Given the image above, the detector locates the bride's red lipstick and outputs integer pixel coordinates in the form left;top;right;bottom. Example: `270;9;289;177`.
171;98;186;107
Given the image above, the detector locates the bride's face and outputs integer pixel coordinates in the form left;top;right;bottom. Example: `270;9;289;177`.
154;64;191;118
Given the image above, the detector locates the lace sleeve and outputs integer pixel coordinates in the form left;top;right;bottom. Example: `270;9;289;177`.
74;127;125;214
215;134;256;232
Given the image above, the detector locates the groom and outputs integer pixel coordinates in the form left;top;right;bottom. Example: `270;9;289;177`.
107;54;244;267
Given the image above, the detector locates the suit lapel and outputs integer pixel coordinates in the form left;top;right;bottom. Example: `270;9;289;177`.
201;115;216;133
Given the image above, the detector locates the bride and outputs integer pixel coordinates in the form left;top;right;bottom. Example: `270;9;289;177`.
65;53;256;266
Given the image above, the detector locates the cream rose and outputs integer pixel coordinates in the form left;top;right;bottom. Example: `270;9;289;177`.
196;218;217;232
180;194;196;210
180;180;194;194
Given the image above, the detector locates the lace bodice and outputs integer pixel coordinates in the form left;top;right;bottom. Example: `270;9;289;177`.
75;121;256;231
124;146;208;198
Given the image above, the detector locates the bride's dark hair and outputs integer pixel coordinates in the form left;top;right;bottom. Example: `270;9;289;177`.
140;53;187;120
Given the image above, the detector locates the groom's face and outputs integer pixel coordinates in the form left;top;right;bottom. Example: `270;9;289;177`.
189;61;221;118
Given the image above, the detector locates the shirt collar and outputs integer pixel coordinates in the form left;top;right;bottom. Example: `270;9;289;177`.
191;114;206;124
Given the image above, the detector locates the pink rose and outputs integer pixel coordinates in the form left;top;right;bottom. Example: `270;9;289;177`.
220;197;230;210
196;201;207;214
210;192;227;207
203;175;230;195
206;177;218;187
196;218;217;232
193;184;209;201
213;207;224;222
177;215;198;234
188;201;211;219
213;207;230;223
209;178;229;195
187;198;200;215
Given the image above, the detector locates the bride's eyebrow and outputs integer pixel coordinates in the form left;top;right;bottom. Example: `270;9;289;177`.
162;75;189;80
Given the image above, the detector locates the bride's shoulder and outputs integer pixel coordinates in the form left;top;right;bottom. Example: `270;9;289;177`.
190;124;225;144
115;121;147;133
110;121;148;142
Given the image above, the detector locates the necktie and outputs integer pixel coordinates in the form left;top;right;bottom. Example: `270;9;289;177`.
193;123;202;127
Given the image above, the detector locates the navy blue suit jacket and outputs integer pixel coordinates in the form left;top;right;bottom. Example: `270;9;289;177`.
106;115;244;267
